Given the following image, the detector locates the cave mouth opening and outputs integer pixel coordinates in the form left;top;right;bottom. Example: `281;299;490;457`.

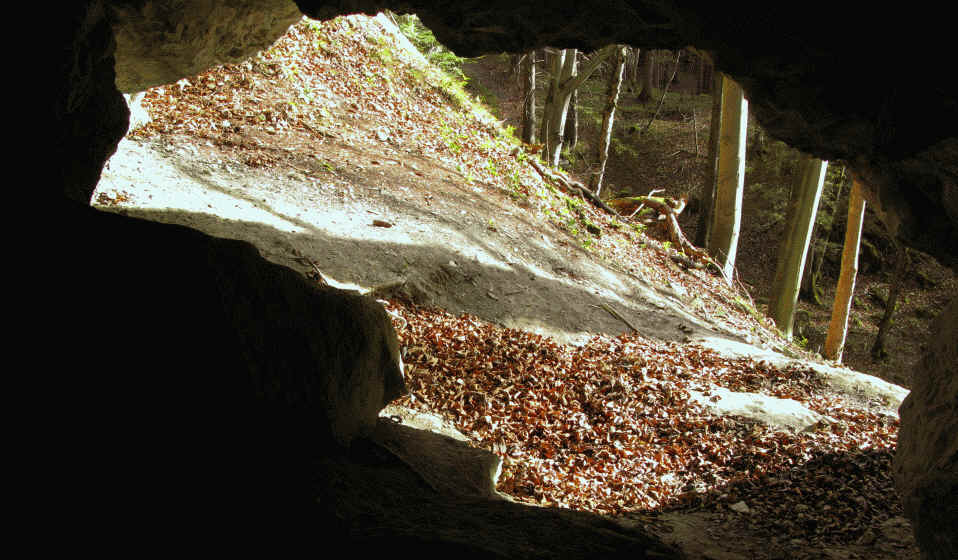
57;3;956;557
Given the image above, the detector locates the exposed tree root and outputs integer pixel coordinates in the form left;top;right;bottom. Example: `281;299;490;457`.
517;148;622;217
514;149;729;282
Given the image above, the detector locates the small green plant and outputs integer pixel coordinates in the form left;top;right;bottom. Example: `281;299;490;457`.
393;13;467;82
440;124;465;154
733;296;763;322
565;196;583;216
582;218;601;236
373;46;395;66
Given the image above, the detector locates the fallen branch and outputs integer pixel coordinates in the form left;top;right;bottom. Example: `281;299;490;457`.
609;194;729;282
290;250;330;286
512;149;730;281
611;195;698;254
592;303;640;334
624;188;663;219
516;148;620;217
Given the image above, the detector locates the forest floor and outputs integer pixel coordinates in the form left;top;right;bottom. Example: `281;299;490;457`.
90;14;943;559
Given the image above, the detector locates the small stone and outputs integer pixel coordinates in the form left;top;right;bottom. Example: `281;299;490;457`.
729;501;750;513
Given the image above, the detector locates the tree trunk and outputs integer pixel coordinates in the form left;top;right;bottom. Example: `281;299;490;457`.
769;155;827;338
563;52;578;150
802;166;847;305
541;46;616;167
637;49;653;103
520;50;536;144
539;49;563;157
590;45;627;197
644;50;682;131
627;47;639;86
696;54;705;94
824;177;867;362
565;90;578;149
706;74;748;284
695;71;724;248
871;241;908;360
545;49;576;166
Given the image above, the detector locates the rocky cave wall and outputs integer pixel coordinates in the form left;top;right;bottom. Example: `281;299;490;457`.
54;1;955;558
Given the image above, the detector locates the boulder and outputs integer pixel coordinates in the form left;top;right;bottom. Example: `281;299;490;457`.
894;298;958;560
59;203;406;446
108;0;302;93
375;404;505;500
50;201;406;549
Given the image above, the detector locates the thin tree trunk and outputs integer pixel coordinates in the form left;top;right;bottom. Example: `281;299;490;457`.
520;50;536;144
769;155;827;338
707;74;748;284
627;47;640;86
871;241;908;360
541;46;616;167
824;177;867;362
644;50;682;131
637;49;653;103
697;54;705;94
564;52;578;150
545;49;576;166
565;90;578;149
590;45;627;197
695;72;724;248
802;166;847;305
539;49;563;158
813;167;847;282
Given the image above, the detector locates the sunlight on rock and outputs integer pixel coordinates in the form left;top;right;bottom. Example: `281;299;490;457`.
93;138;309;233
696;334;908;417
688;384;826;431
499;316;594;347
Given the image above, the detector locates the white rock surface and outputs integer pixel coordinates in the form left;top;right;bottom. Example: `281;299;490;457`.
688;384;826;431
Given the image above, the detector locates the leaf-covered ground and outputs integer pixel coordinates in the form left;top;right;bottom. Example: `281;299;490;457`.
99;14;921;559
383;300;903;547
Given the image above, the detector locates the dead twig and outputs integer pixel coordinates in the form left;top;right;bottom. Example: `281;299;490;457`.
627;188;663;219
291;251;330;286
592;303;641;334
